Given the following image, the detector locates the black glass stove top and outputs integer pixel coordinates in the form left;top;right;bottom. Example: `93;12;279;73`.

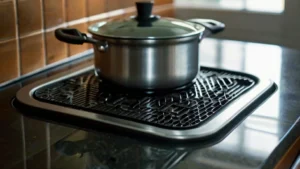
33;67;257;129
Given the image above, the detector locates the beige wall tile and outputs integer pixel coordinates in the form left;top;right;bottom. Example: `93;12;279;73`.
66;0;86;21
45;30;67;64
20;34;45;75
44;0;65;28
154;6;174;17
107;0;121;11
87;0;106;16
67;23;89;56
17;0;42;36
155;0;173;5
0;0;16;40
123;0;135;8
0;40;19;83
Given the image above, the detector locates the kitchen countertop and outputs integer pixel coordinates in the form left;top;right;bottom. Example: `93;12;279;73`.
1;38;299;169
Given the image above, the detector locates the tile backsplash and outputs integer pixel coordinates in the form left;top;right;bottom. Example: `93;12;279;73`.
0;0;174;86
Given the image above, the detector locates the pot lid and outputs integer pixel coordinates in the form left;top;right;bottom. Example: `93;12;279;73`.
88;2;205;39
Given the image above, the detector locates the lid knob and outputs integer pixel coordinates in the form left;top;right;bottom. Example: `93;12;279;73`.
136;2;154;20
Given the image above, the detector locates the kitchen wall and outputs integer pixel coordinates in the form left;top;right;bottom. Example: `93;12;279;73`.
0;0;174;86
175;0;300;50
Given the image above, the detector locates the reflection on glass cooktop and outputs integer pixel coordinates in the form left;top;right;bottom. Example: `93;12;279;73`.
54;131;187;169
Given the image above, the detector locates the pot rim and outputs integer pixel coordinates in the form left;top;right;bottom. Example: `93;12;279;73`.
87;21;206;40
89;32;203;45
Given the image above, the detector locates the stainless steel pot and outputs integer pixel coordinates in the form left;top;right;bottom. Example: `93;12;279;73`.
55;2;225;90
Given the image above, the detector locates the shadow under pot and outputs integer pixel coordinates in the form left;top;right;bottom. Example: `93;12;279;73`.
55;2;225;90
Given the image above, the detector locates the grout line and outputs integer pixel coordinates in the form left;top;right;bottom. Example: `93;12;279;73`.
108;9;125;18
62;0;66;22
13;0;21;77
19;30;44;39
64;0;70;57
105;0;109;20
65;0;69;27
85;0;88;18
88;13;108;22
120;0;125;17
67;17;89;26
66;8;125;26
0;38;17;44
41;0;47;66
62;0;69;58
44;23;68;32
124;6;136;14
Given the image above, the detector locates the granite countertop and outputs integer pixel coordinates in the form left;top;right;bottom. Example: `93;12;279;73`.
0;38;299;169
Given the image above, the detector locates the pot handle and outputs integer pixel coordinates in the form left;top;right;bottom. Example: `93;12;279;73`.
187;19;225;37
55;28;108;52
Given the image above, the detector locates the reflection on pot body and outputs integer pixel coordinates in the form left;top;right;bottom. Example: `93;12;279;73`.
94;37;200;89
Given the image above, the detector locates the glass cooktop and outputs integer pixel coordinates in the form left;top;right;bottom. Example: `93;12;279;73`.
15;66;276;140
